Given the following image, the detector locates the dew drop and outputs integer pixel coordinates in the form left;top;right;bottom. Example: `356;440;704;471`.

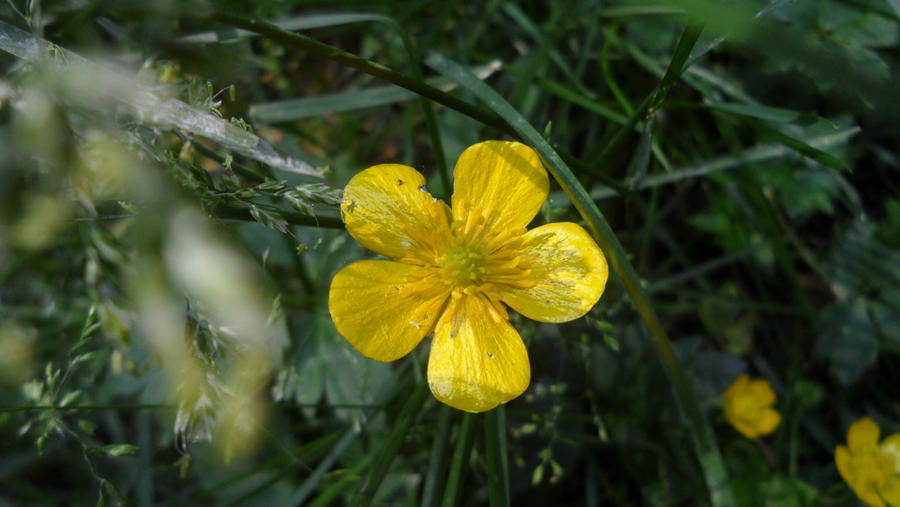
487;352;494;358
418;185;427;192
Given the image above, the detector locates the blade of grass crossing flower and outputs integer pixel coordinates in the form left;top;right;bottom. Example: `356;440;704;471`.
425;52;737;507
441;413;477;507
421;406;454;507
484;406;510;507
353;381;429;506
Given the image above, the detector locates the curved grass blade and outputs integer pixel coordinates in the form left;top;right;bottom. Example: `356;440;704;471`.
180;13;394;43
425;51;737;507
352;381;429;506
484;406;510;507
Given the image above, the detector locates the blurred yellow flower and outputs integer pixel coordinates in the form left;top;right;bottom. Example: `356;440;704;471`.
723;374;780;439
835;417;900;507
328;141;608;412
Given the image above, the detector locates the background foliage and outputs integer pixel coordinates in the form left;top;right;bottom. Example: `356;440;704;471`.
1;0;899;505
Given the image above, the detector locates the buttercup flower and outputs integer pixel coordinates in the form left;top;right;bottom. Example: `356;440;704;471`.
835;417;900;507
723;374;780;439
328;141;608;412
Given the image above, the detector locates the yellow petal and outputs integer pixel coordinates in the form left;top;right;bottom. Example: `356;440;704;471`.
341;164;449;260
882;476;900;507
451;141;548;231
725;411;758;440
747;378;777;407
755;408;781;436
500;222;608;323
427;294;530;412
835;445;853;485
724;374;750;402
329;260;445;362
849;417;881;454
836;445;886;507
881;433;900;471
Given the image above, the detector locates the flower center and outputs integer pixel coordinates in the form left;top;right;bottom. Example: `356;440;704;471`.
397;201;538;322
442;243;485;285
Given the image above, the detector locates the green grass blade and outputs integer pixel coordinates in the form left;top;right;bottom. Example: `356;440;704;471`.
251;84;423;122
307;454;373;507
651;22;704;111
699;101;827;125
208;11;511;135
484;406;510;507
595;22;702;165
425;51;737;507
591;126;861;200
753;121;849;171
289;426;360;506
441;413;477;507
180;13;394;43
207;11;627;197
353;381;429;506
421;406;454;507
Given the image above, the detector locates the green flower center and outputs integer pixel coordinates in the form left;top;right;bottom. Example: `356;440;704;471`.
442;243;485;285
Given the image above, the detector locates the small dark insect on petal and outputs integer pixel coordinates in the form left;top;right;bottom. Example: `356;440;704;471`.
397;179;404;185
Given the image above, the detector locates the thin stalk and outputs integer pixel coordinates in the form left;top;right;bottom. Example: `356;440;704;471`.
442;413;477;507
421;406;454;507
485;406;510;507
353;381;429;506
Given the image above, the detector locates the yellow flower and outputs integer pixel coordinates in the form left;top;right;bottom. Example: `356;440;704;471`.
328;141;608;412
723;374;780;439
835;417;900;507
